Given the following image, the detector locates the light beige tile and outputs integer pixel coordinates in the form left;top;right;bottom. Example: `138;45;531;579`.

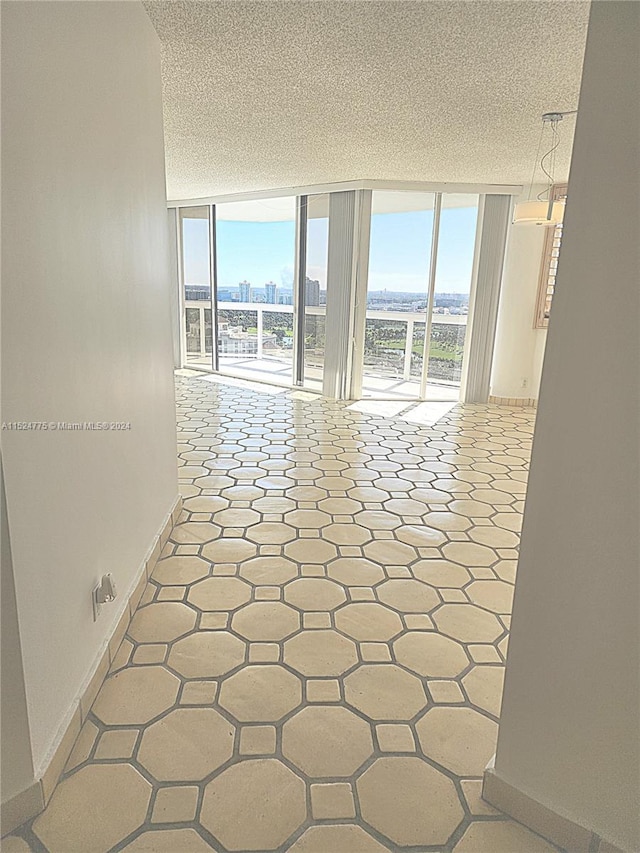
360;642;392;662
282;706;373;776
377;579;440;613
284;578;346;610
344;664;426;720
462;665;505;716
179;680;217;705
433;604;503;643
428;679;465;703
138;708;234;781
94;729;138;760
357;756;463;846
306;679;341;703
404;614;434;630
468;643;502;663
287;825;389;852
92;666;180;725
123;829;213;852
453;820;557;852
151;786;199;823
335;603;403;642
199;612;228;630
187;576;252;611
310;783;356;819
415;707;498;776
255;586;281;600
284;629;358;676
302;612;332;629
168;631;245;678
239;725;277;755
394;631;469;677
376;723;416;752
219;664;301;722
412;559;471;588
249;642;280;662
467;579;514;614
232;601;300;641
201;760;306;851
33;764;151;853
132;644;167;665
156;586;187;602
128;602;196;643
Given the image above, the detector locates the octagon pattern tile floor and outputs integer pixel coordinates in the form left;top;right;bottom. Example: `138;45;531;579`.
10;376;561;852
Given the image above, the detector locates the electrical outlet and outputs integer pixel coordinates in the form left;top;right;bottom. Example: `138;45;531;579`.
521;378;528;389
92;584;102;621
92;573;117;621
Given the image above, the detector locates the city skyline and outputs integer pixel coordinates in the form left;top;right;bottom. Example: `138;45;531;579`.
183;204;478;296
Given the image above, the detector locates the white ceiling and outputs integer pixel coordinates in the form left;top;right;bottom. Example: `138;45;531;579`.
144;0;590;201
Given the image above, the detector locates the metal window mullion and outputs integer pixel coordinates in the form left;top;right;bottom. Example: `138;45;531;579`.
176;210;187;368
420;193;442;399
294;196;308;386
209;204;219;371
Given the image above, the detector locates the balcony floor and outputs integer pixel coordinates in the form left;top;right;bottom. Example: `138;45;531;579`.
17;374;554;853
186;353;461;401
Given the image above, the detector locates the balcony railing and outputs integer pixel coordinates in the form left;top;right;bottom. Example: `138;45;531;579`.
184;300;467;385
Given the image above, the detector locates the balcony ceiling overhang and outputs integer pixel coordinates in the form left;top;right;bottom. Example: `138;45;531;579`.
143;0;589;201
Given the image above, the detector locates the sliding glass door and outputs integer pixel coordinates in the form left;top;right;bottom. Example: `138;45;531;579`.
302;194;329;392
180;206;214;369
215;197;296;386
362;192;435;398
423;194;479;399
359;191;479;401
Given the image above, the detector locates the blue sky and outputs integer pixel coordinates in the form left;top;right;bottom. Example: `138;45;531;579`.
183;204;478;294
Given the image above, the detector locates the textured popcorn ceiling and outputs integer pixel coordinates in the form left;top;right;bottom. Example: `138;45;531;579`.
143;1;590;201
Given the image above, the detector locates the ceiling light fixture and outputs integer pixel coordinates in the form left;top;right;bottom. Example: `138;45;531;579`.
513;110;577;225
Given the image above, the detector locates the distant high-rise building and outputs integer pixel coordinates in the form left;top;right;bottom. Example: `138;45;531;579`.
239;280;251;303
265;282;277;304
305;277;320;307
278;291;293;306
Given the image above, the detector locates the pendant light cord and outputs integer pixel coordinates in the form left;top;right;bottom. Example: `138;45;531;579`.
527;121;546;202
537;119;562;201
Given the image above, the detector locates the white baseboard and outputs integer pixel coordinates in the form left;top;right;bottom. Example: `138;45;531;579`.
483;759;626;853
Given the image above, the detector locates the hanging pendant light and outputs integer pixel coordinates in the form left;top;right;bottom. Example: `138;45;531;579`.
513;111;576;225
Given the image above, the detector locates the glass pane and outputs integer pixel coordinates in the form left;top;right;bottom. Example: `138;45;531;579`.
185;307;201;354
180;206;212;368
426;194;479;397
215;197;296;385
363;191;435;398
304;194;329;392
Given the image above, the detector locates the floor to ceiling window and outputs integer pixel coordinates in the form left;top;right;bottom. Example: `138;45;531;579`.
426;194;479;399
215;197;296;386
362;192;436;399
360;191;479;401
175;186;489;402
180;206;213;369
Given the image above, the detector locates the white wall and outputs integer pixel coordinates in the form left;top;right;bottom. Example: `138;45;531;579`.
1;1;178;775
490;188;549;400
493;3;640;850
1;461;35;803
